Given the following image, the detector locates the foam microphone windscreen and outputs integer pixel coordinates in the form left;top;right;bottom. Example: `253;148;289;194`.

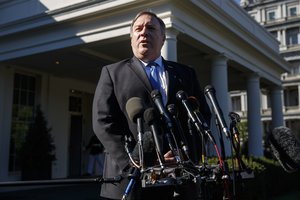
125;97;145;123
269;126;300;173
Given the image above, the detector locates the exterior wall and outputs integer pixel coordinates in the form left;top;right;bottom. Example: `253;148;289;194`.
240;0;300;139
0;63;96;180
48;76;95;178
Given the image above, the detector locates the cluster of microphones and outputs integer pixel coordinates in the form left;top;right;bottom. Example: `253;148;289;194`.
125;86;226;169
122;85;238;200
125;84;300;170
122;84;300;200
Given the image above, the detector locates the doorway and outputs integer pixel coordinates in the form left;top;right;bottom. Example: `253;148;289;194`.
68;115;83;178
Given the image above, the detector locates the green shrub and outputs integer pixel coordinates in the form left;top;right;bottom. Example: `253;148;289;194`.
20;105;56;180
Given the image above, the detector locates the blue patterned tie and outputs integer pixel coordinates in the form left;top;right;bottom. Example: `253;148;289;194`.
147;62;160;91
146;62;166;103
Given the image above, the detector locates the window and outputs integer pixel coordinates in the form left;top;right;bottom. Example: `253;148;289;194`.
289;7;297;16
267;11;276;21
286;28;299;45
231;96;241;111
288;6;297;17
9;73;36;172
291;66;300;75
270;31;278;40
69;96;82;112
250;14;256;21
284;86;299;107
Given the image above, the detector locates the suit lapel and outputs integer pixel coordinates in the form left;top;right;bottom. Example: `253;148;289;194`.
128;57;152;92
163;59;178;103
127;57;182;103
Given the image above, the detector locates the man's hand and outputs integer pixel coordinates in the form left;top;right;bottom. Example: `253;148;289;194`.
163;150;176;163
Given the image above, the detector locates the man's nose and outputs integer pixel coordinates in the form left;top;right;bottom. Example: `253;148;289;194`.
140;27;149;36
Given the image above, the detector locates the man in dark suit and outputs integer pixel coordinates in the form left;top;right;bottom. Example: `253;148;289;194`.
93;11;211;200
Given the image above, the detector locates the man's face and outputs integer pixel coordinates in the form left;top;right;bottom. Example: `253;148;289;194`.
131;14;165;62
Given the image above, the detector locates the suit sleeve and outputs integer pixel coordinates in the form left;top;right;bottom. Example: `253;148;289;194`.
92;66;129;171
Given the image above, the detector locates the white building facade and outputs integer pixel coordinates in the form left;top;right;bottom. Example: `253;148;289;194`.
239;0;300;139
0;0;289;181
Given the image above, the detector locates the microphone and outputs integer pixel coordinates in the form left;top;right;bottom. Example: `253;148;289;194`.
151;89;181;163
176;91;212;137
167;104;190;160
176;91;201;131
187;96;210;130
125;97;145;132
144;108;165;167
204;85;230;138
125;97;145;168
268;126;300;173
176;91;214;164
229;112;241;143
150;90;172;128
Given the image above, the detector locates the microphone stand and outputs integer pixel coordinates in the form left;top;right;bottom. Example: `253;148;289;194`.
168;104;191;161
188;119;199;164
214;116;226;161
137;117;145;171
229;112;248;173
214;115;233;200
122;130;143;200
122;167;141;200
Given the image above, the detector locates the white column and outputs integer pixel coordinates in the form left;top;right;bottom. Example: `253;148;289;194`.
257;8;261;22
282;3;286;18
247;73;263;157
261;8;266;23
278;4;282;19
161;29;178;62
271;86;284;129
282;29;286;46
277;30;281;44
210;54;231;156
241;92;247;112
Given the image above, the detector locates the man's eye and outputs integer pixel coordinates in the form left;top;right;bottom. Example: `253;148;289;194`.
147;26;155;30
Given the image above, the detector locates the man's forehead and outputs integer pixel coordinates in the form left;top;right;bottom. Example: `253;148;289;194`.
133;14;158;26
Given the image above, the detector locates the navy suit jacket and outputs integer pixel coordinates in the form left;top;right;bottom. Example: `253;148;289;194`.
92;56;211;199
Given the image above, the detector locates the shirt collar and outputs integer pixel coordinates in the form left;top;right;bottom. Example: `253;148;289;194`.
140;56;163;68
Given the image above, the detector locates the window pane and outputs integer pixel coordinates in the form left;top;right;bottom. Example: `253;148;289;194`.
268;11;276;20
286;28;299;45
232;96;241;111
9;73;36;172
69;96;82;112
290;7;297;16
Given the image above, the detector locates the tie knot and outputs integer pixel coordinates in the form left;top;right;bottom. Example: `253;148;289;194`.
147;61;158;68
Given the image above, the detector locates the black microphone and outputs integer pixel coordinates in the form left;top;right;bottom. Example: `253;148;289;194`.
176;91;201;131
151;90;172;128
144;108;165;166
268;126;300;173
167;104;190;160
151;90;181;163
176;90;216;144
204;85;230;138
125;97;145;167
188;96;210;130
